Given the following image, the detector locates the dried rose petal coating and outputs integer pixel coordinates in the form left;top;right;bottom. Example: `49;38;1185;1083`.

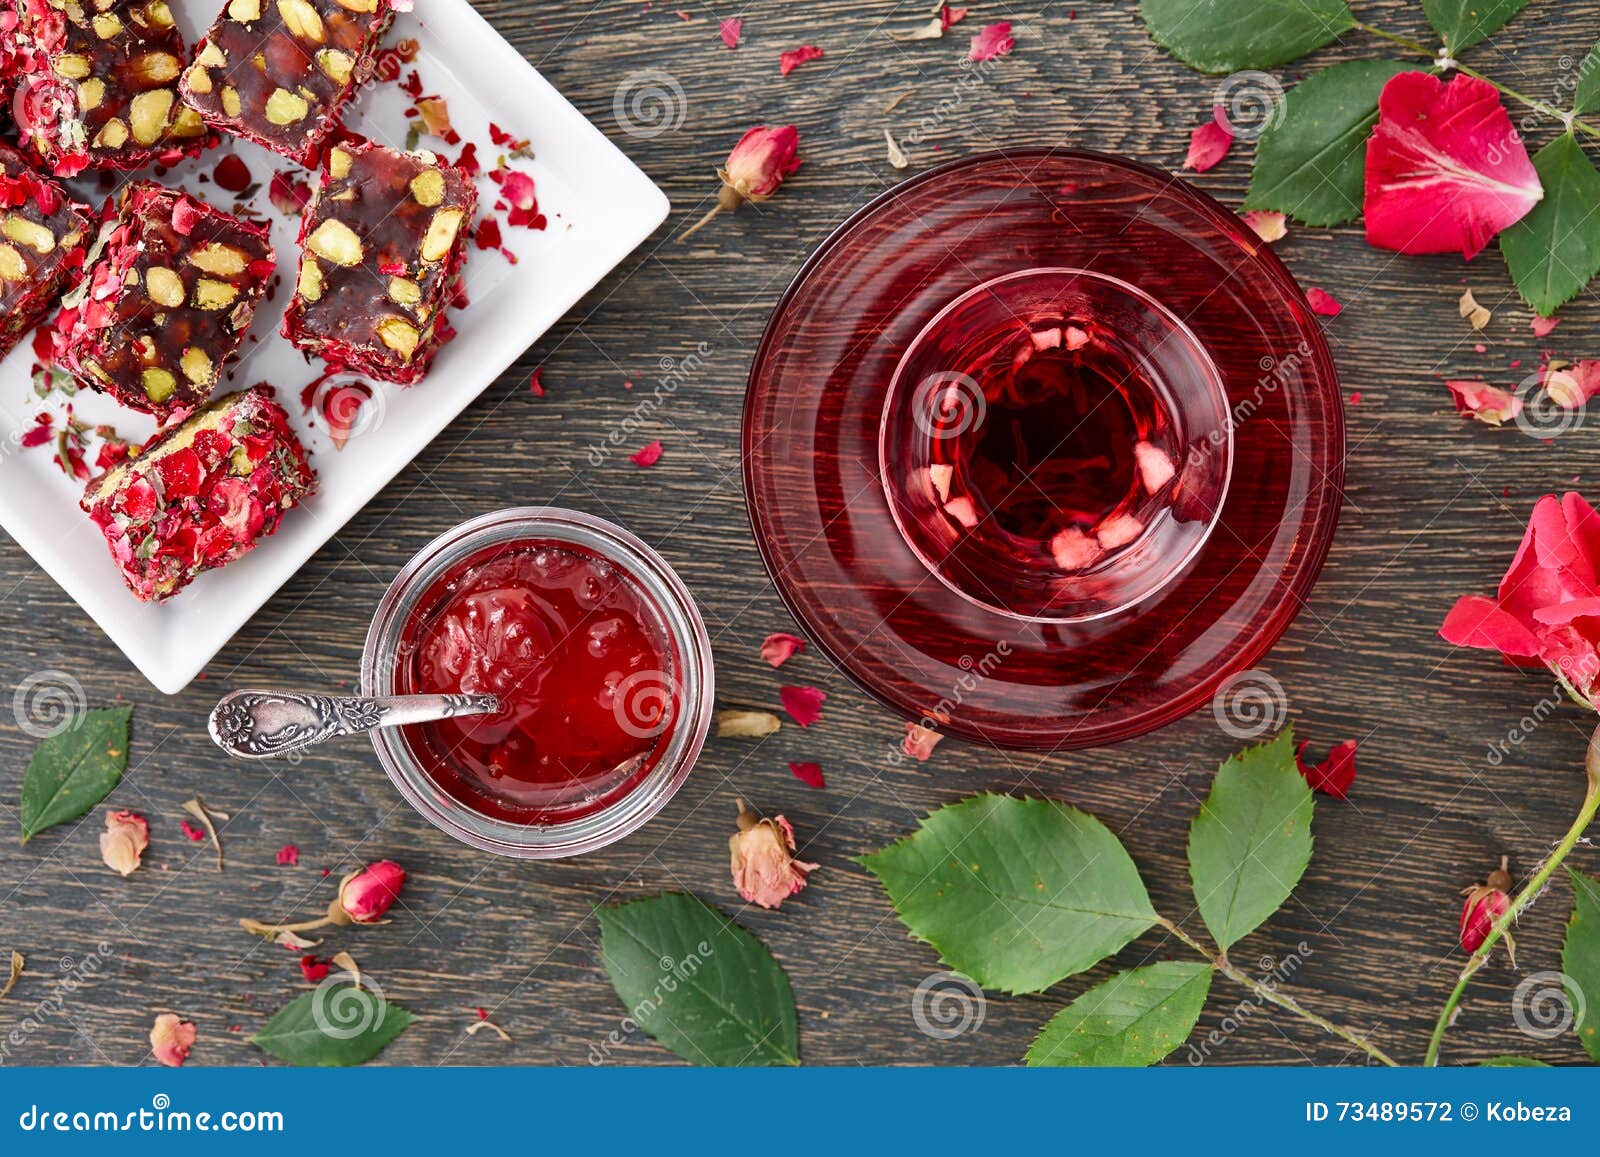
0;142;89;358
80;386;317;602
3;0;212;176
282;139;476;385
54;182;275;416
180;0;398;163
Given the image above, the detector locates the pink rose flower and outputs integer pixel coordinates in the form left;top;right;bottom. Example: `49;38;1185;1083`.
1440;492;1600;706
729;799;818;910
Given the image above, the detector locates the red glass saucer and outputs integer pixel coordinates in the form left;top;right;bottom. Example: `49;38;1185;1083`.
741;149;1344;750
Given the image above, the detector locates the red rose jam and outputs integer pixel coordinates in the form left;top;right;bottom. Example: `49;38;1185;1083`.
394;540;680;825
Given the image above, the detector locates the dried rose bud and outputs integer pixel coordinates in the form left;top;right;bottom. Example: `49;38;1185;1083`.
149;1013;195;1067
99;809;149;877
1459;855;1514;959
682;125;801;240
239;859;407;940
334;859;406;924
729;798;818;910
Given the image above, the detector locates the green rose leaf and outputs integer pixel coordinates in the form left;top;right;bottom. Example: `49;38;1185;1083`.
249;987;416;1066
1500;133;1600;318
859;794;1156;995
1561;867;1600;1061
1422;0;1527;55
1188;730;1314;952
1573;41;1600;117
1140;0;1354;74
1243;60;1413;226
596;893;798;1066
1481;1055;1552;1066
1025;961;1213;1067
19;706;133;841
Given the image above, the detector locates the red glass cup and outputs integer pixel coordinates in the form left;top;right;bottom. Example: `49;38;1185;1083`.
880;267;1233;622
362;508;714;858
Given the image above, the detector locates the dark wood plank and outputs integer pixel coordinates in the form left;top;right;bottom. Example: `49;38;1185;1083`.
2;0;1599;1067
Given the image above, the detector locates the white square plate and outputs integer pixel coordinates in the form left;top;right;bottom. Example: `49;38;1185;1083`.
0;1;669;694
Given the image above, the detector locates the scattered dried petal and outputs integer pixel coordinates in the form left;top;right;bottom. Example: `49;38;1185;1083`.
1306;287;1342;317
467;1017;512;1042
1532;315;1560;338
720;17;741;48
902;722;945;761
884;127;909;170
779;45;824;76
0;952;22;1001
1459;288;1492;330
760;632;806;667
528;366;544;396
299;955;330;983
779;685;826;727
630;440;663;468
100;809;149;876
967;20;1013;61
1183;105;1232;172
788;761;826;789
330;950;361;989
276;844;299;866
1446;379;1522;426
182;798;223;871
1543;360;1600;409
1295;739;1357;798
729;798;818;909
149;1013;195;1067
717;709;782;738
1240;209;1287;242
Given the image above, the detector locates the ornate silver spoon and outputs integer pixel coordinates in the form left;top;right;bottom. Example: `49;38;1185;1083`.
208;689;500;760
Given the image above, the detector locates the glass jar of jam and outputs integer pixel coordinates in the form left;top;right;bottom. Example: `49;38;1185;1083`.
362;508;713;857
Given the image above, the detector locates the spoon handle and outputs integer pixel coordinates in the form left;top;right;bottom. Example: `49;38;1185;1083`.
208;689;500;760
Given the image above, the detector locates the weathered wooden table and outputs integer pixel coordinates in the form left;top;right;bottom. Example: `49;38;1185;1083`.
2;0;1596;1067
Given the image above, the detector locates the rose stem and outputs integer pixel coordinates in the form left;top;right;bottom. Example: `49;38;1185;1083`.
1423;722;1600;1066
1155;915;1400;1066
1351;22;1600;138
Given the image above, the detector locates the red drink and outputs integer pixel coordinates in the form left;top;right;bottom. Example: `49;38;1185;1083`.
394;540;679;825
880;268;1230;622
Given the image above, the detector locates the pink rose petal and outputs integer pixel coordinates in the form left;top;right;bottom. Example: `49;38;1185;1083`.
760;632;806;667
1364;72;1542;259
779;685;826;727
1183;106;1233;172
1296;739;1357;799
902;722;944;761
720;17;741;48
630;440;663;468
276;844;299;866
779;45;824;76
968;20;1013;61
788;761;826;789
1306;287;1342;317
1446;379;1523;426
1240;209;1287;242
1531;315;1560;338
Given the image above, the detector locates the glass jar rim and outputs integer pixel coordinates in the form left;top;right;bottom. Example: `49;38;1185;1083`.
361;507;714;859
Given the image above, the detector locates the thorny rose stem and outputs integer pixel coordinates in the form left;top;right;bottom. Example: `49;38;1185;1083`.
1155;915;1400;1066
1423;722;1600;1066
